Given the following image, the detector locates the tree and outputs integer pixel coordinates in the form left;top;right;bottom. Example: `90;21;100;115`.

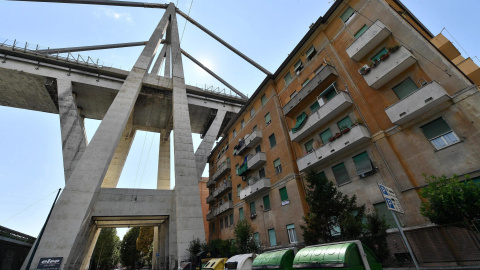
187;238;203;263
420;174;480;225
361;211;390;262
120;227;141;269
92;228;121;270
233;219;260;254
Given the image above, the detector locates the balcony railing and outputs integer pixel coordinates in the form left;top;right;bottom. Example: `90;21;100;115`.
239;178;271;200
206;178;216;188
362;46;417;89
212;163;231;182
213;181;232;198
247;152;267;171
206;194;215;204
282;64;338;116
236;130;263;155
385;81;450;125
206;211;215;221
346;20;391;61
214;201;233;216
289;91;353;142
297;125;371;172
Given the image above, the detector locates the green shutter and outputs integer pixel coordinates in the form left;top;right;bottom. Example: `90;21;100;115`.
340;7;355;23
261;94;267;106
393;77;419;100
354;24;369;38
274;159;281;169
284;72;293;86
268;229;277;246
253;233;260;244
371;48;388;62
320;129;333;144
286;224;295;230
237;163;248;176
353;152;373;175
291;112;308;133
306;46;316;59
230;214;233;225
263;195;271;210
374;202;397;229
319;84;337;101
337;116;353;131
250;201;256;215
302;78;310;87
310;101;320;113
279;187;289;201
332;163;350;185
265;112;271;124
305;139;314;152
269;134;276;148
421;118;452;140
239;207;244;220
294;60;303;70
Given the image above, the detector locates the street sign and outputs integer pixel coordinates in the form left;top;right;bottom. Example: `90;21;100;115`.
36;257;62;270
156;252;160;257
378;183;404;213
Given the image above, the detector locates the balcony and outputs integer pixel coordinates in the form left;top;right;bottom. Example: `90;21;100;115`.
213;181;232;198
206;211;215;221
362;46;417;89
346;20;391;61
247;152;267;170
206;194;215;204
239;178;271;200
297;125;371;172
214;201;233;216
289;91;353;142
385;81;450;125
212;163;231;182
206;178;215;188
283;65;338;116
236;130;263;155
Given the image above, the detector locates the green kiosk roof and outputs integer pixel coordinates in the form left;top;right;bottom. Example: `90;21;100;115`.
252;249;295;270
293;243;382;270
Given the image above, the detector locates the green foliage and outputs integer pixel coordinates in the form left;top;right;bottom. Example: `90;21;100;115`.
205;239;235;258
420;174;480;224
136;227;154;254
301;170;389;262
92;228;121;270
120;227;141;269
233;219;260;254
187;238;203;263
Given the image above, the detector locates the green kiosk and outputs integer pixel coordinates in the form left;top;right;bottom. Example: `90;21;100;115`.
292;241;382;270
252;249;295;270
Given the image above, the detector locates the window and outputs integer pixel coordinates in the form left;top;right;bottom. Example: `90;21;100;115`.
286;224;298;243
353;152;373;176
354;24;369;38
228;192;232;201
393;77;419;100
261;94;267;106
330;217;341;236
294;59;303;74
420;118;459;150
253;232;260;245
306;45;317;61
302;78;310;87
265;112;271;125
252;125;258;131
232;129;236;138
371;48;388;62
239;207;244;220
241;119;245;129
279;186;289;205
337;116;353;131
237;184;242;197
290;91;297;99
250;107;255;118
225;216;228;227
374;202;397;229
320;129;333;144
340;7;355;23
259;168;266;178
317;171;327;181
269;134;277;148
332;162;350;185
255;145;262;153
305;139;314;153
235;163;239;173
274;159;282;175
220;218;224;229
250;201;256;215
310;101;320;113
268;229;277;246
284;72;293;86
230;214;234;226
318;84;337;106
263;195;270;210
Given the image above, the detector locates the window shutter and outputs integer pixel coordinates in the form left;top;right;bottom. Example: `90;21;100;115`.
320;129;333;144
279;187;289;201
230;214;233;225
340;7;355;22
261;94;267;106
354;24;369;38
286;224;295;230
374;202;397;229
269;134;276;147
284;72;293;86
353;152;373;175
316;171;327;181
337;116;353;130
310;101;320;113
302;78;310;87
319;84;337;101
393;77;419;100
306;46;315;58
265;113;271;123
294;60;303;70
421;118;452;140
305;139;314;152
274;159;281;168
239;207;244;220
332;163;350;185
268;229;277;246
250;201;256;215
263;195;270;210
253;233;260;244
371;48;388;62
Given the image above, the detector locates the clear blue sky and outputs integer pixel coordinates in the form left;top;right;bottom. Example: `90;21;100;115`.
0;0;479;240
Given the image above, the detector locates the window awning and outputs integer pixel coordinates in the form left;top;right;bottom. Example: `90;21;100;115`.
237;163;248;176
291;112;308;134
252;249;294;270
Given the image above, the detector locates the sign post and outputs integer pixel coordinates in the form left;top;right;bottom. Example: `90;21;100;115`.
377;183;420;270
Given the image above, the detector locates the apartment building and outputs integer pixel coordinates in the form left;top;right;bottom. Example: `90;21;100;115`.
205;0;480;249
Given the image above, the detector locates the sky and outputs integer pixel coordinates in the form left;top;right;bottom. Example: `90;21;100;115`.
0;0;479;241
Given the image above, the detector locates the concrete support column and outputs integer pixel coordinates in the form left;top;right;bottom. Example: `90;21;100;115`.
57;79;87;182
195;110;226;179
158;136;171;190
79;227;101;270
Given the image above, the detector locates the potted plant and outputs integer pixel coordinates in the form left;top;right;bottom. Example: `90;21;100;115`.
334;132;342;139
388;45;400;53
341;127;351;134
328;136;336;142
359;66;366;75
380;52;390;61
